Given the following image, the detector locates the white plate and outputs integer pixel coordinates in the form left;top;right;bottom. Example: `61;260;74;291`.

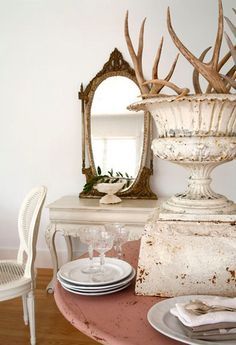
61;281;132;296
147;295;236;345
58;257;132;286
57;268;136;291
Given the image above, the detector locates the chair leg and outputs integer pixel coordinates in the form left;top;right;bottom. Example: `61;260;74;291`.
22;295;29;325
27;291;36;345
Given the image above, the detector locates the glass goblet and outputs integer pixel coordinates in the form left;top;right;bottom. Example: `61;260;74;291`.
105;223;129;259
92;230;114;281
79;227;100;274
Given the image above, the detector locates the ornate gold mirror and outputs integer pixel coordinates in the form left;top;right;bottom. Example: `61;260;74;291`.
79;48;157;199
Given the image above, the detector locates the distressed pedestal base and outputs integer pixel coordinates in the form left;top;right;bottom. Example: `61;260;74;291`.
135;207;236;297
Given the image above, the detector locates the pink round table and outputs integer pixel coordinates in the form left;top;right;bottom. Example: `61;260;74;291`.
54;241;182;345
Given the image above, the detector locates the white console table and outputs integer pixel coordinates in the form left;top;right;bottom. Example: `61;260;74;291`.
45;196;159;292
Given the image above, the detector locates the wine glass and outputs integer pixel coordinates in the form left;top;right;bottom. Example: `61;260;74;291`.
92;230;114;281
79;227;100;274
105;223;129;259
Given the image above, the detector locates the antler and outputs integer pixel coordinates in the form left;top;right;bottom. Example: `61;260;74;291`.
224;9;236;65
167;0;228;93
192;47;212;94
207;48;236;92
221;66;236;90
124;11;189;98
193;43;236;93
124;12;150;95
143;79;189;98
150;40;180;94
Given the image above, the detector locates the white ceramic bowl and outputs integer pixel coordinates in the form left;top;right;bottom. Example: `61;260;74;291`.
95;182;125;204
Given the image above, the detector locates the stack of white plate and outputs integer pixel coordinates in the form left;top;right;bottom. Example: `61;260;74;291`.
57;257;135;296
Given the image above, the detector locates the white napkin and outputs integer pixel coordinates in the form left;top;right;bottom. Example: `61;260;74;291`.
170;296;236;327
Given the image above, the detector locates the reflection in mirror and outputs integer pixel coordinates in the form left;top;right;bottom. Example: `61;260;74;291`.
79;48;157;199
91;76;143;187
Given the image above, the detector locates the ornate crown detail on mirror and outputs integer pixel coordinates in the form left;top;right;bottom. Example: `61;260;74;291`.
79;48;157;200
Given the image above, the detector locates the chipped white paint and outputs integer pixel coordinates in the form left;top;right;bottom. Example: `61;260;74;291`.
135;207;236;297
129;94;236;214
130;94;236;296
152;136;236;214
129;94;236;138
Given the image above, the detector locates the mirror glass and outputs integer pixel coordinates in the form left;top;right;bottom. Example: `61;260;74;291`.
91;76;144;187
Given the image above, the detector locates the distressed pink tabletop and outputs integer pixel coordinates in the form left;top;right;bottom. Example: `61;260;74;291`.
54;240;182;345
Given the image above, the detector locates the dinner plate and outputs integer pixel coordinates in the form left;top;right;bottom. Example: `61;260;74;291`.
147;295;236;345
60;280;128;293
61;281;131;296
58;257;132;286
57;268;136;291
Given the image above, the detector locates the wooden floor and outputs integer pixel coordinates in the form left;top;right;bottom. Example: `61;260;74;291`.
0;269;99;345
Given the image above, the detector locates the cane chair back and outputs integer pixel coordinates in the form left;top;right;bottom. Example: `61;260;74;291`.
0;186;47;345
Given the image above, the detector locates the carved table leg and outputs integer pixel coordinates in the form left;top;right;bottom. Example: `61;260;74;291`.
45;224;58;293
64;235;73;262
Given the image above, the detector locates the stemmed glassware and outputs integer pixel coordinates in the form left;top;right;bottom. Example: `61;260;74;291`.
105;223;129;259
79;224;129;281
92;230;114;281
79;227;101;274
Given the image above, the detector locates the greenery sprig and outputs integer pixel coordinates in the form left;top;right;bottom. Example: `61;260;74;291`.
83;166;134;193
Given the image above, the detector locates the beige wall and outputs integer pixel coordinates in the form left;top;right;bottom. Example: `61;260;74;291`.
0;0;235;266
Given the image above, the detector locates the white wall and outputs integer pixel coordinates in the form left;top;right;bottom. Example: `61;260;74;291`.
0;0;235;267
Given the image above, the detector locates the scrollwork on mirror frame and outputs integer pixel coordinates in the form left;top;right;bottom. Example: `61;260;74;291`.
79;48;157;200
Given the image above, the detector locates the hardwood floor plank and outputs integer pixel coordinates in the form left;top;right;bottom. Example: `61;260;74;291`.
0;268;99;345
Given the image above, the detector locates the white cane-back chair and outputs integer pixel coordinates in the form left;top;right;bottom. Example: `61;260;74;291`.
0;186;47;345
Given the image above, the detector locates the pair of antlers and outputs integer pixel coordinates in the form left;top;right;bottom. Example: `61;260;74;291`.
125;0;235;97
124;12;189;98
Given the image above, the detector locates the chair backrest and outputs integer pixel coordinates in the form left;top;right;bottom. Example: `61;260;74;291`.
17;186;47;279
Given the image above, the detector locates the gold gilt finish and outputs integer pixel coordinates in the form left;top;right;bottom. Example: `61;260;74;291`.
79;48;157;200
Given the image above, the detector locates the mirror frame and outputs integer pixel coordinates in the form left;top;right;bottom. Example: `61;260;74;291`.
79;48;157;199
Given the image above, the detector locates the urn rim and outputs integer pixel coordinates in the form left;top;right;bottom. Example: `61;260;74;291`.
128;93;236;111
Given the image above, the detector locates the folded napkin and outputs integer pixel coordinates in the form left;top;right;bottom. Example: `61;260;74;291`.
180;323;236;341
188;322;236;332
170;296;236;327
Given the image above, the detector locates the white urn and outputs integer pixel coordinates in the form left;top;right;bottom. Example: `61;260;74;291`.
129;94;236;214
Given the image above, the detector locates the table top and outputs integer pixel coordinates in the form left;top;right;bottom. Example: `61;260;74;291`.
47;195;160;211
54;241;181;345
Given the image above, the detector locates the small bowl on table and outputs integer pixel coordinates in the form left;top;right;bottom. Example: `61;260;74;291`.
95;182;125;204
